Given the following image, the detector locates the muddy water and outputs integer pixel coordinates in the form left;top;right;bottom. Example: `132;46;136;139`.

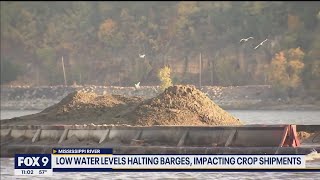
228;110;320;125
0;110;40;120
1;110;320;179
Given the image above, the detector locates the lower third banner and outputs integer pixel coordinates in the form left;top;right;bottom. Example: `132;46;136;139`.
15;148;308;175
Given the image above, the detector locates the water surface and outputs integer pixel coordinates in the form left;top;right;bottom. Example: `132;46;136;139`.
1;110;320;179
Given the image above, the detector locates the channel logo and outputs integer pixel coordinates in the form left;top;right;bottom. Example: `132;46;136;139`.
14;154;52;175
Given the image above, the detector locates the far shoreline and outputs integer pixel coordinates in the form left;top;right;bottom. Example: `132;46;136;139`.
1;85;319;111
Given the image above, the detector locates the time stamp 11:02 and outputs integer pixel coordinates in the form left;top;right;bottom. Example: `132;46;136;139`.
20;169;49;175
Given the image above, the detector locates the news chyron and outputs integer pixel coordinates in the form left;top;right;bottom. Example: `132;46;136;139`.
15;154;52;175
14;148;308;176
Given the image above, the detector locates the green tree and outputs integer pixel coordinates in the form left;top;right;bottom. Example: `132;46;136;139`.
1;59;22;84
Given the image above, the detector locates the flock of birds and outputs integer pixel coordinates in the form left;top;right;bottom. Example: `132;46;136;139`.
133;54;145;90
239;36;268;49
134;53;146;90
134;37;268;89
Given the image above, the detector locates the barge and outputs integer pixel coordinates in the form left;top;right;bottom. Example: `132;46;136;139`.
1;124;319;157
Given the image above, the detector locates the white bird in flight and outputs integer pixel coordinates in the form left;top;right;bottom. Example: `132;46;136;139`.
139;54;145;58
240;37;254;43
134;82;140;89
254;39;268;49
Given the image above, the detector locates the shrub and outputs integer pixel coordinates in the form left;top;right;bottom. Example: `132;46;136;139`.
158;66;173;92
268;47;305;95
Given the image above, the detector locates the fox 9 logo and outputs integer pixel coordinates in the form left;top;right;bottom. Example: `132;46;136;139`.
15;154;51;169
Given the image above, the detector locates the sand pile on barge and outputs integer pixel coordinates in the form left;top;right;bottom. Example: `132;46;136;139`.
6;91;143;125
2;85;241;126
125;85;241;126
42;90;141;114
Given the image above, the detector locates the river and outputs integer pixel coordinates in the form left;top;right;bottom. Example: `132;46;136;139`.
1;109;320;125
1;110;320;179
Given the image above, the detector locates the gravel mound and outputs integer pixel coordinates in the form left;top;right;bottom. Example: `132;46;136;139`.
124;85;242;126
3;86;242;126
5;91;143;125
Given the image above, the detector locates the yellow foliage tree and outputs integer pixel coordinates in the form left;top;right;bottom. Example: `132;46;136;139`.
97;18;124;48
177;2;200;16
98;19;117;38
268;47;305;91
158;66;173;92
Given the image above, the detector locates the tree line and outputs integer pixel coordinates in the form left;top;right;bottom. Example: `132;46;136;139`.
1;1;319;96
